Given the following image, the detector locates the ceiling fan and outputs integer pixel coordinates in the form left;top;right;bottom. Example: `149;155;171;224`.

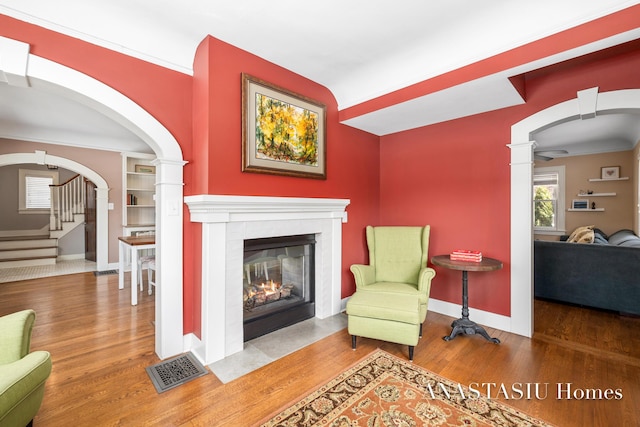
533;149;568;161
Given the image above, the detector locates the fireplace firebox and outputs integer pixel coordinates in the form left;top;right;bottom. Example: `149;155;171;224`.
243;234;315;341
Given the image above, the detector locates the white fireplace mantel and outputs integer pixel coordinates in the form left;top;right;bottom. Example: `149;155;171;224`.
186;194;350;223
185;194;350;365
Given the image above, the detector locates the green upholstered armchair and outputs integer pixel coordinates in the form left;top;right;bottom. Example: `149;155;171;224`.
350;225;436;326
0;310;52;427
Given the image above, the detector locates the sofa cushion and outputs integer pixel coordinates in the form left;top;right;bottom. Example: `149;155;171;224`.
567;225;594;244
346;291;420;324
608;229;640;247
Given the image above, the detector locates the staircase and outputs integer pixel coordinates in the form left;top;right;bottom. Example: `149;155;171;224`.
0;175;86;269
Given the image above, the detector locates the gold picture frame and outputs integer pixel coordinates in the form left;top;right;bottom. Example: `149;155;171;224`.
242;73;326;179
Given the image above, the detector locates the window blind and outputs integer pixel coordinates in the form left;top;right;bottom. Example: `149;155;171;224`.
25;175;53;209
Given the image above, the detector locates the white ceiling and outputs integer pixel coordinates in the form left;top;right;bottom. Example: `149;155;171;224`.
533;113;640;157
1;0;640;156
0;83;146;152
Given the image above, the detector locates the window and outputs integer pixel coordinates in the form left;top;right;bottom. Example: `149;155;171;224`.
19;169;59;214
533;166;565;234
26;175;53;208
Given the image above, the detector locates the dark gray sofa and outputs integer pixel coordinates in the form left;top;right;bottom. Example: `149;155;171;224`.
534;229;640;315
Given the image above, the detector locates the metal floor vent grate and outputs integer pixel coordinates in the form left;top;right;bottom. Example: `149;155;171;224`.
93;270;118;276
146;352;208;393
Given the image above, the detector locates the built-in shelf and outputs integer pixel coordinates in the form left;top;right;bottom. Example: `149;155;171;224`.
588;177;629;182
568;208;605;212
122;152;156;230
576;192;616;197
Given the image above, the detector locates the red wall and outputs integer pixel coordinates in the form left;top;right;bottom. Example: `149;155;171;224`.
188;36;380;336
380;44;640;316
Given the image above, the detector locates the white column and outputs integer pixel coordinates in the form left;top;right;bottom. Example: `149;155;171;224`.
508;135;534;337
200;222;231;363
154;158;186;359
316;216;345;318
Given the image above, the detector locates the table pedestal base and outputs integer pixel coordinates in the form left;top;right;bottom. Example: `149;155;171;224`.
443;270;500;344
443;317;500;343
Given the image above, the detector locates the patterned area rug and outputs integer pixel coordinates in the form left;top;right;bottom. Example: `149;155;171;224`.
259;349;552;427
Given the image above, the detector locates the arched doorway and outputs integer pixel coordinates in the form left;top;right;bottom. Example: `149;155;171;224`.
0;36;185;360
509;88;640;337
0;152;109;268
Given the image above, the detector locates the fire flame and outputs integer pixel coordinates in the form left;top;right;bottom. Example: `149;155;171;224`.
247;280;280;297
261;280;277;295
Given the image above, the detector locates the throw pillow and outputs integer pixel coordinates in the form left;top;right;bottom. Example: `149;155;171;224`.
593;228;608;240
593;232;608;245
567;225;594;244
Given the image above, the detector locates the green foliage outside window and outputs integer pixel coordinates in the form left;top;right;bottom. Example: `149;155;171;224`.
534;186;554;227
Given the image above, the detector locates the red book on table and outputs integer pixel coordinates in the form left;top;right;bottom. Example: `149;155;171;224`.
450;249;482;262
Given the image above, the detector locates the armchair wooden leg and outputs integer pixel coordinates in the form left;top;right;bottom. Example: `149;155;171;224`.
419;323;423;338
352;335;357;350
408;346;414;362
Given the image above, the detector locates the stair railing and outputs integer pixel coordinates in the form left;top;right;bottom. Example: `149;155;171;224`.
50;174;86;231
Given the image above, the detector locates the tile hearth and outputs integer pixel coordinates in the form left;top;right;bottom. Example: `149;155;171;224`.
208;312;347;383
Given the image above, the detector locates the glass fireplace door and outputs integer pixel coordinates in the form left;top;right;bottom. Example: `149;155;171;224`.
243;234;315;340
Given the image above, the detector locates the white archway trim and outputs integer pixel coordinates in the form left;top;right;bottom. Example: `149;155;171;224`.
0;151;110;271
509;89;640;337
1;35;185;360
27;57;182;160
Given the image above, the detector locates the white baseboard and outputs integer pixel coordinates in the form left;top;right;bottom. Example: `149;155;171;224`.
57;253;86;261
340;297;349;312
180;298;513;364
428;298;512;334
184;333;205;364
340;296;511;334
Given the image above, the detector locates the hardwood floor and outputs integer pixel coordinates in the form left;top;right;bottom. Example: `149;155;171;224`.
1;272;638;426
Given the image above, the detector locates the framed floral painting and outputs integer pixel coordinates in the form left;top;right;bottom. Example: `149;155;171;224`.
242;73;326;179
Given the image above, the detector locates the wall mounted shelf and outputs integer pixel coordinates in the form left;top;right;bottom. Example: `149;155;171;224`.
588;177;629;182
576;192;616;197
568;208;605;212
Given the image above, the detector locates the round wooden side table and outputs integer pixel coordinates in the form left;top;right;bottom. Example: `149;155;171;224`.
431;255;503;343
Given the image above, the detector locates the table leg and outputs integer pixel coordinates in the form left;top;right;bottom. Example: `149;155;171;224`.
131;247;138;306
118;240;125;290
443;270;500;343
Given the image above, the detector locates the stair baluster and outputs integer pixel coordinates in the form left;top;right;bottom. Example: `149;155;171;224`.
49;175;86;232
